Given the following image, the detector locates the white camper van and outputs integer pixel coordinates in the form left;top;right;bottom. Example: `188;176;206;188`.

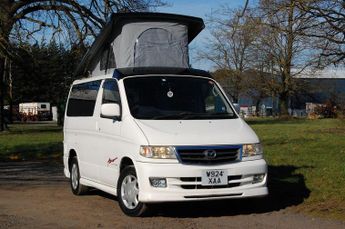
63;13;268;217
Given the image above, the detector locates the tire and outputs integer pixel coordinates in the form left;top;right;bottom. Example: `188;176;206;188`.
70;157;88;195
117;166;148;216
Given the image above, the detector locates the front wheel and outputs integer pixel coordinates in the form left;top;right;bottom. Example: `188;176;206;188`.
117;166;147;216
70;157;88;195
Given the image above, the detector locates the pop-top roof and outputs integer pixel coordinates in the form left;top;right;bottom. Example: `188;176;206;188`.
75;12;205;76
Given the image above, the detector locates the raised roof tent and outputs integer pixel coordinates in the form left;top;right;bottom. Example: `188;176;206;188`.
75;12;205;77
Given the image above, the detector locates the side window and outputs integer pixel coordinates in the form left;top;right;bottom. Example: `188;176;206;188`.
102;79;120;104
67;80;101;116
100;45;116;71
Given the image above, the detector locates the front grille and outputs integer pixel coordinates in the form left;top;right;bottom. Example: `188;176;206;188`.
180;175;242;189
181;183;241;189
176;146;241;165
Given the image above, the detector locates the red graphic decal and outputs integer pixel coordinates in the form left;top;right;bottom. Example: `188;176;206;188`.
107;157;118;165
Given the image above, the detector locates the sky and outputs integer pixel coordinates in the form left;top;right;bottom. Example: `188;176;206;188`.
157;0;253;71
158;1;345;77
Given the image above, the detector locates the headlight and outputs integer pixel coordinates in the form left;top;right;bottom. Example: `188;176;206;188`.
140;146;177;159
242;143;263;157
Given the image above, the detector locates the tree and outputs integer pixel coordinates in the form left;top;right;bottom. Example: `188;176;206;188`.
0;0;165;130
198;7;260;102
212;69;242;102
199;1;321;116
11;42;84;124
241;70;277;116
296;0;345;65
256;0;317;115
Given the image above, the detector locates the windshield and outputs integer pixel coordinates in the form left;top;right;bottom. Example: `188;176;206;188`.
124;76;237;120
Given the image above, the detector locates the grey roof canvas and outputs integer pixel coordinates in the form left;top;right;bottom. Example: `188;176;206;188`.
75;12;205;77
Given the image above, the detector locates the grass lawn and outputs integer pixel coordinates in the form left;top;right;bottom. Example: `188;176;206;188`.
248;118;345;221
0;123;62;161
0;119;344;220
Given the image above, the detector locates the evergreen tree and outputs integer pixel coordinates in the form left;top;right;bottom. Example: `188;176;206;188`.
12;42;85;124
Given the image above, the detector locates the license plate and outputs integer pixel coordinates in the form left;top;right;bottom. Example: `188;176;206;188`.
201;169;227;186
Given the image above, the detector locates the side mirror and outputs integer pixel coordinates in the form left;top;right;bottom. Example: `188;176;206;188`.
101;103;120;119
233;103;240;114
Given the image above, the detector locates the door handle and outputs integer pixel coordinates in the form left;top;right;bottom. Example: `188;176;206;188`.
96;121;100;131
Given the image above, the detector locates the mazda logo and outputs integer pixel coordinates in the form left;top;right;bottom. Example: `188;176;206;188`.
203;150;217;159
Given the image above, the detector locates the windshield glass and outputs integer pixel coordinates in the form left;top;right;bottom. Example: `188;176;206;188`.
124;76;237;120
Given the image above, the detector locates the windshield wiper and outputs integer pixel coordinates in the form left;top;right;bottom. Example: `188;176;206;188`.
180;112;236;120
151;112;196;120
151;112;236;120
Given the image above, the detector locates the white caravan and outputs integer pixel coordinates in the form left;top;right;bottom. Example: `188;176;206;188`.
63;13;268;217
19;102;51;121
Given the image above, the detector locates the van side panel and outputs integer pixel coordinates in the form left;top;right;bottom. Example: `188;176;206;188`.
65;116;101;181
64;77;149;189
64;80;103;182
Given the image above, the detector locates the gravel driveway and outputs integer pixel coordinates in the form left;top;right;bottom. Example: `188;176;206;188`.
0;161;344;229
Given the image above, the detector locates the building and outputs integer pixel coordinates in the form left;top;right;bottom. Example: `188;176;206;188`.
236;69;345;117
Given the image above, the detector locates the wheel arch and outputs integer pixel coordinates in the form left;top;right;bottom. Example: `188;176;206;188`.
68;149;77;172
119;156;134;173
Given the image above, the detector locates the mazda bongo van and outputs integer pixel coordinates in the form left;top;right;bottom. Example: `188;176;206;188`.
63;67;268;216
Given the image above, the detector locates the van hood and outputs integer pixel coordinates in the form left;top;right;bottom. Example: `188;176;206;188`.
134;118;259;146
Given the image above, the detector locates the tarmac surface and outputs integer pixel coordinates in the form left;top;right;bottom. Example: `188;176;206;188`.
0;161;344;229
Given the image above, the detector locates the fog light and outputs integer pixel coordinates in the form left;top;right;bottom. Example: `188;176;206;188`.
253;174;265;184
149;177;167;188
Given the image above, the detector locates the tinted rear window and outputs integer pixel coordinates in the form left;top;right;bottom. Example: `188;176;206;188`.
67;81;101;117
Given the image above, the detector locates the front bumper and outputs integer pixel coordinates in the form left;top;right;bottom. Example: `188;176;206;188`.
136;159;268;202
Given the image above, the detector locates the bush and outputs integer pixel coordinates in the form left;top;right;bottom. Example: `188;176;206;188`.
314;100;337;118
